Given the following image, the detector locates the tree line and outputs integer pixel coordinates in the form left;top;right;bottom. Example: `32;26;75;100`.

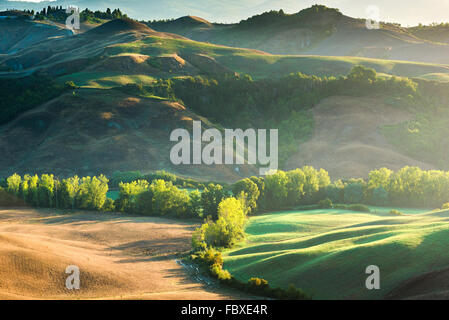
109;170;210;189
0;173;112;211
32;7;126;23
3;165;449;217
3;165;449;254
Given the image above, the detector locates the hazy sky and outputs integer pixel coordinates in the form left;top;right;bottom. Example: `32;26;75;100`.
6;0;449;26
305;0;449;26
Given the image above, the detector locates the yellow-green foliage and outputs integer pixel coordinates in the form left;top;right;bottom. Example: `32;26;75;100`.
6;173;21;196
3;173;109;210
210;263;232;280
116;179;149;212
232;178;260;215
76;175;109;210
149;179;190;216
248;277;269;289
259;166;330;210
37;174;55;208
193;197;247;249
59;176;80;209
116;179;199;218
389;209;404;216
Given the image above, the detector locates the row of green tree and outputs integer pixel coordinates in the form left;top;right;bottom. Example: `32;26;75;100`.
3;166;449;216
328;166;449;208
229;166;449;213
109;170;212;190
1;173;112;211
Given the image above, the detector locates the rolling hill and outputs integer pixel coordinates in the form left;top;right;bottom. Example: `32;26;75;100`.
223;207;449;299
0;13;72;55
3;5;449;302
148;6;449;65
2;16;449;80
0;87;257;181
1;14;449;181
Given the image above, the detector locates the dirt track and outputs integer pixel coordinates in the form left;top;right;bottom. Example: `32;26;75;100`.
0;208;245;300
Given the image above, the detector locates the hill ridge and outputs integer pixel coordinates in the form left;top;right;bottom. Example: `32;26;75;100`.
87;18;155;35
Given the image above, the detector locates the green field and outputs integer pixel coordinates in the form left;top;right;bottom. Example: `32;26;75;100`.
58;72;157;89
223;207;449;299
104;36;449;80
418;73;449;82
219;54;449;79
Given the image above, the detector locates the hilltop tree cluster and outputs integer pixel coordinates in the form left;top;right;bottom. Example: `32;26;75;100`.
237;5;342;36
33;7;126;23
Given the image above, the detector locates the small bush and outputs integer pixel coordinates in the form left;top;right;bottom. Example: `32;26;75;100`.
442;203;449;209
389;209;403;216
210;264;231;280
248;277;269;289
64;81;77;89
102;198;115;212
347;204;371;213
192;248;310;300
284;285;310;300
333;203;370;212
202;248;223;266
318;198;333;209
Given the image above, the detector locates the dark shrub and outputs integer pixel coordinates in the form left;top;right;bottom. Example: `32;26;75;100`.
318;198;333;209
347;204;371;213
0;187;25;207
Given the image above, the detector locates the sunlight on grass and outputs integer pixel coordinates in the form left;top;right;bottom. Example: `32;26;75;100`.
222;207;449;299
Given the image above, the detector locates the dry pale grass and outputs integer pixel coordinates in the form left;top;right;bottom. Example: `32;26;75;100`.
0;208;244;300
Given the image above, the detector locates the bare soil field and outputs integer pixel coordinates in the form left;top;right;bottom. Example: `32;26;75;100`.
0;207;246;300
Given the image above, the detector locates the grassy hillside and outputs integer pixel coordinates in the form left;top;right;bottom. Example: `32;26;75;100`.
409;24;449;44
2;17;449;180
95;34;449;80
223;207;449;299
0;87;258;181
148;5;449;65
3;17;449;81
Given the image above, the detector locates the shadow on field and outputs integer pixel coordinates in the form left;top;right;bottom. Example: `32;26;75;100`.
0;207;198;228
109;238;191;262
